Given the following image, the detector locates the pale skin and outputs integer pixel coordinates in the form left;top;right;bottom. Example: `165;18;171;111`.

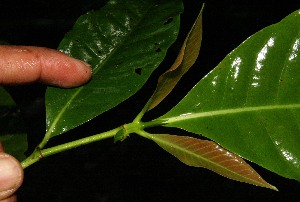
0;45;92;202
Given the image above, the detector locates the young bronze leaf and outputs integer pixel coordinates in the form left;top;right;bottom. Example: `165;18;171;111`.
143;133;277;190
146;4;204;111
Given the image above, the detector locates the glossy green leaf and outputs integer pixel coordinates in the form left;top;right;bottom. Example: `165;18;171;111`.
145;4;203;111
158;10;300;181
45;0;183;137
141;133;277;190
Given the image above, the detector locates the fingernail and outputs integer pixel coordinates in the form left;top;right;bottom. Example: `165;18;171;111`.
0;154;23;193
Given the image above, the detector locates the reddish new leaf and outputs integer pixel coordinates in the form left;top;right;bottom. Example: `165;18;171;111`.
145;4;204;111
142;133;277;190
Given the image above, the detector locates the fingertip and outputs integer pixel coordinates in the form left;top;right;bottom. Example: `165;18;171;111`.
51;59;92;88
70;59;93;87
38;48;93;88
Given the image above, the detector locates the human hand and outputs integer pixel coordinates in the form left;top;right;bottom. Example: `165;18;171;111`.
0;45;92;201
0;143;23;202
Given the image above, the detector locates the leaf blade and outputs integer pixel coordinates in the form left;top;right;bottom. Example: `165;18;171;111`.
146;4;204;111
0;87;15;106
143;133;277;190
45;0;183;137
0;133;27;161
158;10;300;181
0;93;27;161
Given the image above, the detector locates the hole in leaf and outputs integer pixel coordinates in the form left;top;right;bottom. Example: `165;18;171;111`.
135;68;142;75
155;47;161;52
164;17;173;25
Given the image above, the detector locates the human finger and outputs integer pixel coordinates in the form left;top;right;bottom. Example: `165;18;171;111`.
0;45;92;88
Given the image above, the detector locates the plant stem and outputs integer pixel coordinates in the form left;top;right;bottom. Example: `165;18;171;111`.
20;119;164;169
133;105;148;123
133;96;154;123
21;126;121;169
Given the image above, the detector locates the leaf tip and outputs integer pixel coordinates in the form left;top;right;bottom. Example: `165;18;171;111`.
265;183;279;191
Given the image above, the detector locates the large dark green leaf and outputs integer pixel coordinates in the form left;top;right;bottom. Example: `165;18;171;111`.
45;0;183;137
158;10;300;181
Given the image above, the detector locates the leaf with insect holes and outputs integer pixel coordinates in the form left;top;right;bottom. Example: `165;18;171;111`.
45;0;183;138
141;133;277;190
144;4;204;111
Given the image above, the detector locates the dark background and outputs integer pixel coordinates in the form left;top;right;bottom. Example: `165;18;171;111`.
1;0;300;201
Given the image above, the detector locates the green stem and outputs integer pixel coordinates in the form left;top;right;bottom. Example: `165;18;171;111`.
21;126;121;169
135;129;153;139
133;106;147;123
21;119;165;169
133;97;153;123
141;119;165;128
37;133;50;151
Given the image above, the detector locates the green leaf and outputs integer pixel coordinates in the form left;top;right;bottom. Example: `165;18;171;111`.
0;89;27;161
141;133;277;190
45;0;183;137
144;4;204;111
158;10;300;181
0;134;27;161
0;87;15;106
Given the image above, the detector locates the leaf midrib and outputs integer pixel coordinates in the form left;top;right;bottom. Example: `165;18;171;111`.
46;87;82;136
47;2;164;137
152;135;267;187
164;103;300;124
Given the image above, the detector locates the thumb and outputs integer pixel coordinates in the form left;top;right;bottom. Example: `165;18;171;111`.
0;144;24;200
